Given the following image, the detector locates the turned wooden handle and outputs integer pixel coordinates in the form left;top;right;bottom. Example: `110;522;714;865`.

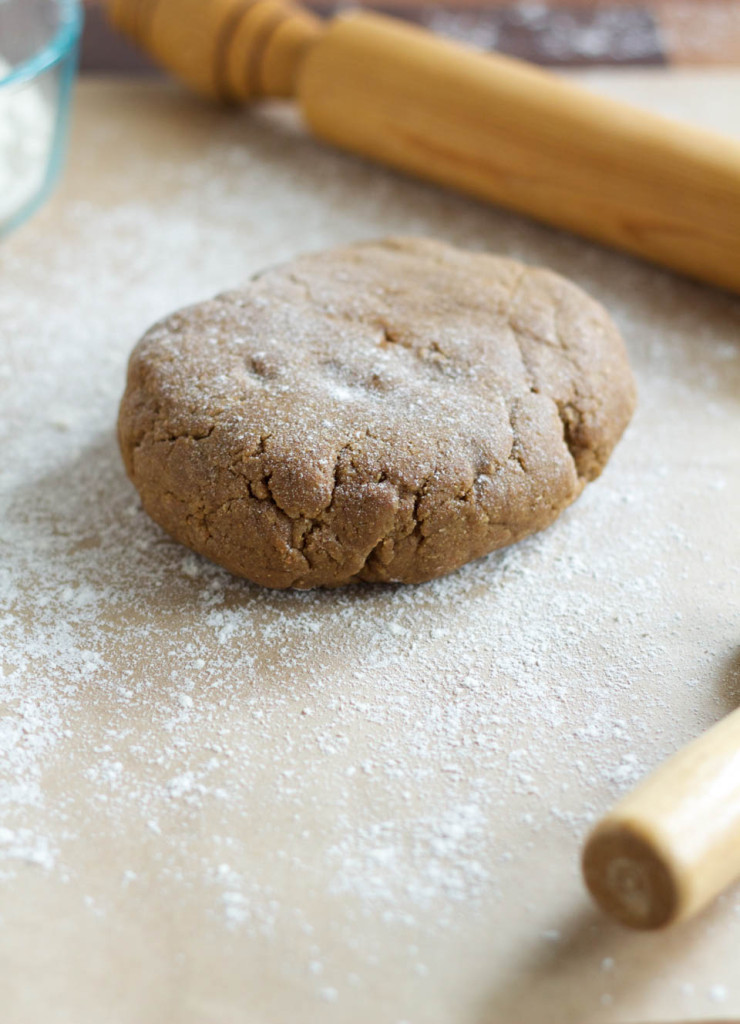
583;706;740;929
109;0;321;100
109;1;740;294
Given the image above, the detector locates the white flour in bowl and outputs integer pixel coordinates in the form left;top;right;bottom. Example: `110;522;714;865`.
0;56;54;229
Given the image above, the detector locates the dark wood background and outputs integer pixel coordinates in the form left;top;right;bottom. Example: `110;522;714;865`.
80;0;740;72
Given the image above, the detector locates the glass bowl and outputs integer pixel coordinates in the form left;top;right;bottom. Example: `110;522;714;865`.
0;0;83;238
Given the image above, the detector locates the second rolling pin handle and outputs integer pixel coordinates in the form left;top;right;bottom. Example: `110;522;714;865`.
583;705;740;929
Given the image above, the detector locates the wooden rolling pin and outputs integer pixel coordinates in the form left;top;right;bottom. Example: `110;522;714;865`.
108;0;740;293
583;706;740;929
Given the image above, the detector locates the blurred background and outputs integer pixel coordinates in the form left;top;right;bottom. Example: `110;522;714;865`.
80;0;740;71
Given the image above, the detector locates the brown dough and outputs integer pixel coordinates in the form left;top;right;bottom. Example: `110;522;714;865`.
118;237;636;588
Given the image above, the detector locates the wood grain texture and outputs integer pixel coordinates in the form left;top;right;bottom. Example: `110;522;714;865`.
583;707;740;929
298;11;740;292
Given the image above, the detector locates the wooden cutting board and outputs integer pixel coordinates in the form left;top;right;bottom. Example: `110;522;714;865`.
0;74;739;1023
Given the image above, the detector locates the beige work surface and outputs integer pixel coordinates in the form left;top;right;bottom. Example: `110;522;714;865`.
1;74;739;1024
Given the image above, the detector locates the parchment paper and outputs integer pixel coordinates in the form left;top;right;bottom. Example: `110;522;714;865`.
1;74;739;1023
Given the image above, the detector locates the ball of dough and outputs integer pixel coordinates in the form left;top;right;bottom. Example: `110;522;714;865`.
118;237;636;588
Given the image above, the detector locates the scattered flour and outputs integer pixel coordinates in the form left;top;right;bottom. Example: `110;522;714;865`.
0;92;738;1018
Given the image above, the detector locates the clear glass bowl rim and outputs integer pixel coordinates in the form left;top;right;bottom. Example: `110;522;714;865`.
0;0;83;89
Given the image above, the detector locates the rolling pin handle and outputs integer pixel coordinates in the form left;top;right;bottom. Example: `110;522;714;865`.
583;706;740;929
108;0;322;102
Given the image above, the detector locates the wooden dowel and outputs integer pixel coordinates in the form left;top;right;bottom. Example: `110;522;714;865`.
583;706;740;929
